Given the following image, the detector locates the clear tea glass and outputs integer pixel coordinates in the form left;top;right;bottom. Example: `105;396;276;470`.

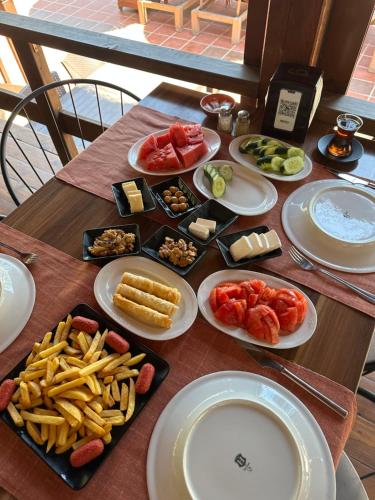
327;113;363;158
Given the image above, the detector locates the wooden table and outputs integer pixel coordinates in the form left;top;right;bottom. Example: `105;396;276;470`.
3;82;375;395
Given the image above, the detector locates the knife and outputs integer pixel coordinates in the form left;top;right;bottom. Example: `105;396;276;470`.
245;343;348;418
328;169;375;190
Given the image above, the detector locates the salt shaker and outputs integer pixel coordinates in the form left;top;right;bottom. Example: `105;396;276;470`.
234;110;250;136
217;105;233;133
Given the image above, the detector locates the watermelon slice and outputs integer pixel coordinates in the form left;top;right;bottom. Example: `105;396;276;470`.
156;132;171;148
184;124;204;144
144;143;181;171
137;135;157;163
176;141;208;168
169;123;188;147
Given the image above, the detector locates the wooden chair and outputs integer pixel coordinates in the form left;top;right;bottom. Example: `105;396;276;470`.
137;0;199;32
191;0;247;44
0;79;139;206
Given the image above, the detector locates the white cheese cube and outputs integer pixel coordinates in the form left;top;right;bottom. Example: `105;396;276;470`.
128;192;144;213
259;234;270;255
122;181;138;198
247;233;264;257
189;222;210;240
196;217;217;234
264;229;282;252
229;236;253;262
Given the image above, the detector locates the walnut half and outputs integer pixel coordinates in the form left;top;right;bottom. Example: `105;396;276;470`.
158;237;198;267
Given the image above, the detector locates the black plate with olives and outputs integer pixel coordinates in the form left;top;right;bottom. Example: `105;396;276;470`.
150;176;201;219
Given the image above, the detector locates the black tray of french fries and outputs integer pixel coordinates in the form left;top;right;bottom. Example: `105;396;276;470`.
0;304;169;489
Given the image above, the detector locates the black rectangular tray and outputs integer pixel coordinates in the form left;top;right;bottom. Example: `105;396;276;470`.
112;177;156;217
216;225;282;268
150;176;201;218
0;304;169;490
82;223;141;262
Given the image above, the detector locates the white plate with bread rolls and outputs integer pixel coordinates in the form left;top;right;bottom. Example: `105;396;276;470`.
94;256;198;340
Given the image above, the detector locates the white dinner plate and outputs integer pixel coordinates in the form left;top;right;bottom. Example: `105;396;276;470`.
147;371;335;500
197;269;317;349
192;160;278;216
128;128;221;176
94;256;198;341
0;254;36;353
282;179;375;273
229;135;312;182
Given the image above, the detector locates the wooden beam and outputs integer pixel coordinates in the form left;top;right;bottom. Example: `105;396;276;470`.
11;40;78;163
0;0;26;82
0;12;260;97
243;0;269;67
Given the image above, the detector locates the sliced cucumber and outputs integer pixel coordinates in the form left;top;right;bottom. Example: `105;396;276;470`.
256;155;277;166
274;146;288;157
211;174;226;198
270;156;284;171
281;156;304;175
218;164;233;182
287;147;305;159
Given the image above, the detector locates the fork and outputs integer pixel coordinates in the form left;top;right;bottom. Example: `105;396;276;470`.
289;246;375;304
246;343;348;418
0;242;38;265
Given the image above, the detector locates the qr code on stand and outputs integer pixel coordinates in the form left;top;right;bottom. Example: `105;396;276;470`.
278;99;299;118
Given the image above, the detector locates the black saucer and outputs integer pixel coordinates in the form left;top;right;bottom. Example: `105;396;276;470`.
317;134;364;163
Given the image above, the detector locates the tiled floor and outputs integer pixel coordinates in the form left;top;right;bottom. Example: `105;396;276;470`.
347;24;375;101
21;0;245;63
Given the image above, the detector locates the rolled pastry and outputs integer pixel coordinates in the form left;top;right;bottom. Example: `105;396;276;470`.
121;272;181;305
116;284;178;317
113;294;172;329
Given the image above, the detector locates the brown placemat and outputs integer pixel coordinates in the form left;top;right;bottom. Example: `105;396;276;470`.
0;224;356;499
56;105;375;318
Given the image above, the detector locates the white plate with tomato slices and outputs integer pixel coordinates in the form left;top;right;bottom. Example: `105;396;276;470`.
128;125;221;176
197;270;317;349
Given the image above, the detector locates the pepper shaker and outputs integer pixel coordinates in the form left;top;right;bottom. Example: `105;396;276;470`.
217;105;233;133
234;110;251;136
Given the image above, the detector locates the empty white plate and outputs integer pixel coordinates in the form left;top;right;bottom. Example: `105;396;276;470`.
128;128;221;176
229;135;312;182
94;256;198;341
282;180;375;273
193;160;278;216
147;371;335;500
0;254;36;353
197;269;317;349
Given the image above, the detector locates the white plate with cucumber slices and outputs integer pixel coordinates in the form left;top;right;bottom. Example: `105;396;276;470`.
193;160;278;216
229;135;312;182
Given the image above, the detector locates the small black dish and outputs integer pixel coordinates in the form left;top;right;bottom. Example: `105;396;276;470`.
177;199;238;246
142;225;207;276
150;176;201;218
0;303;169;490
317;134;364;163
112;177;156;217
216;225;282;268
83;223;141;262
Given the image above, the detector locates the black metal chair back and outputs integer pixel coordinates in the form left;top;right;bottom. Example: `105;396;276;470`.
0;78;140;206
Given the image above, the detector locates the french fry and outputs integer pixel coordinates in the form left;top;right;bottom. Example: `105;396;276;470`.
41;332;53;351
83;332;101;362
59;388;93;402
84;333;93;347
104;415;125;426
54;405;79;428
72;435;96;450
59;357;71;371
65;357;86;369
45;360;54;386
53;368;80;384
102;353;132;374
53;321;66;345
20;381;31;408
124;353;146;367
120;383;129;411
44;396;54;409
103;376;113;384
11;387;20;403
55;432;77;454
27;381;41;399
79;354;119;377
97;329;108;351
46;424;57;452
32;342;41;354
26;421;44;446
115;369;139;382
100;409;123;417
103;384;111;408
41;423;49;443
25;351;34;367
125;378;135;422
103;433;112;445
34;408;59;416
77;332;90;355
47;377;86;398
80;404;106;427
39;341;68;359
56;420;70;447
83;417;106;437
90;351;102;363
20;410;65;425
100;349;109;359
64;346;81;356
15;397;43;409
7;402;24;427
60;314;72;342
54;399;83;424
111;380;121;402
88;401;103;414
22;369;46;382
28;358;49;370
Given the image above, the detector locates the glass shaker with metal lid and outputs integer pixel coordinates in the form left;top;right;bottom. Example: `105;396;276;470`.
217;105;233;133
234;110;251;136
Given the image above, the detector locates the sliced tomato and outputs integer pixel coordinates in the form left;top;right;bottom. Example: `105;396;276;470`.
245;305;280;344
137;134;157;162
169;123;188;147
144;143;181;171
249;279;266;295
209;288;219;312
184;124;204;144
232;299;247;326
271;288;307;330
217;282;239;288
215;301;242;326
156;132;171;148
216;287;230;306
278;307;299;334
219;285;242;300
292;289;307;323
176;141;208;168
258;286;277;306
247;294;259;308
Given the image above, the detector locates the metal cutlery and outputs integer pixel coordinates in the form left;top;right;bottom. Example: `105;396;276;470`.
0;242;38;265
327;169;375;190
246;343;348;418
289;246;375;304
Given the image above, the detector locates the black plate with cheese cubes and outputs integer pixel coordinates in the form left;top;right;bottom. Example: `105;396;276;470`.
177;199;238;245
112;177;156;217
150;176;201;219
216;225;282;268
83;223;141;262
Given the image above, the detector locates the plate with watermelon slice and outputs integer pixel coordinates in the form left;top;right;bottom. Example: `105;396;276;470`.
128;122;221;176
